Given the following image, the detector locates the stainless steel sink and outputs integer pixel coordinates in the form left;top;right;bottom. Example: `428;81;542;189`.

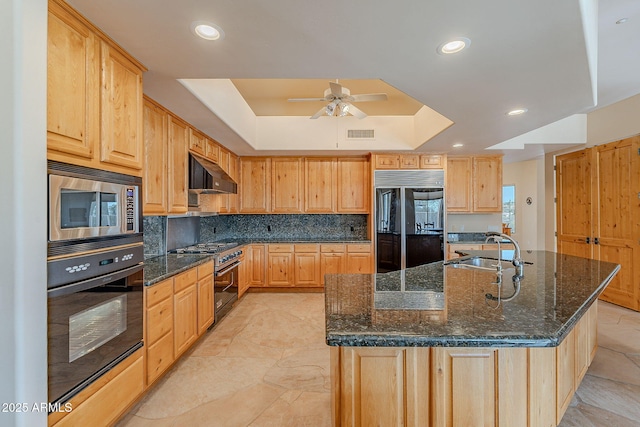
445;256;515;271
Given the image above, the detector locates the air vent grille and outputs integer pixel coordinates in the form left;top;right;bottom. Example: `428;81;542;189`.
347;129;375;139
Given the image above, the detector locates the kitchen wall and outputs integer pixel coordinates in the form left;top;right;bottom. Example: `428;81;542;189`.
0;0;48;425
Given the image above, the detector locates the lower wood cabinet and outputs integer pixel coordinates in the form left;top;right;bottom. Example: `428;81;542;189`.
246;244;266;287
173;268;199;357
145;278;174;385
320;244;346;285
294;244;321;287
267;244;295;286
197;262;214;335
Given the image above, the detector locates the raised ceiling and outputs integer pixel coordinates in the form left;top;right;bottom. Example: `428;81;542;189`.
66;0;640;161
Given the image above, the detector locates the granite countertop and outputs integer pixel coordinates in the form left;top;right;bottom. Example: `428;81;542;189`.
232;238;371;244
325;250;620;348
143;254;214;286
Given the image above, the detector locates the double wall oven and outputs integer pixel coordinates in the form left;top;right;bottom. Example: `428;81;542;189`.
47;161;144;408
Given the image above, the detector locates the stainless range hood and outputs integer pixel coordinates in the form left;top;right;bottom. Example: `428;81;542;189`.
189;153;237;195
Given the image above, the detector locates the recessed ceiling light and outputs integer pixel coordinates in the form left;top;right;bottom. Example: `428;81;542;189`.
616;18;629;24
437;37;471;55
452;143;464;148
191;21;224;41
506;108;528;116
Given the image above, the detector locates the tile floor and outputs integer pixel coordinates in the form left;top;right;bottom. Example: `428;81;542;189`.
117;294;640;427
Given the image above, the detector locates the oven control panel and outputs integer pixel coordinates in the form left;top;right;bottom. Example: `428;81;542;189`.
47;244;144;289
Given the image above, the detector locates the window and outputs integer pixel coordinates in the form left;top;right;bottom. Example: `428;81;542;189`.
502;185;515;233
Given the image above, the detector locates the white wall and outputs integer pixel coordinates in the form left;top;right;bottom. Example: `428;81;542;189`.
503;159;546;250
0;0;48;426
587;93;640;145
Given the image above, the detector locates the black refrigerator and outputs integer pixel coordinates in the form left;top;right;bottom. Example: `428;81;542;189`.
374;170;445;273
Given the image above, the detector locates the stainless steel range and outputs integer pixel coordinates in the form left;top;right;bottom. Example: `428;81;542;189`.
172;242;242;323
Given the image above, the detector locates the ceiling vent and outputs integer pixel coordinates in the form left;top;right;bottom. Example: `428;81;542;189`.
347;129;375;140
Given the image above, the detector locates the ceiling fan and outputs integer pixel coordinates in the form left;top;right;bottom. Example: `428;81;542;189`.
288;81;388;119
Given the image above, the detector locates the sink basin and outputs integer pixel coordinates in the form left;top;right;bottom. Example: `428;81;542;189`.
446;257;515;271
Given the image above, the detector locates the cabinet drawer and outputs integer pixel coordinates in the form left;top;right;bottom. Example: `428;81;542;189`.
294;243;318;253
347;244;371;253
147;297;173;344
146;331;174;385
174;267;198;292
321;244;346;253
269;244;294;253
146;279;173;308
198;261;214;279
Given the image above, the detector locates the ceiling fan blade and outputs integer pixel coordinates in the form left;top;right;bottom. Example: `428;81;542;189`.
310;106;326;119
347;103;367;119
329;81;343;98
288;97;327;102
350;93;388;102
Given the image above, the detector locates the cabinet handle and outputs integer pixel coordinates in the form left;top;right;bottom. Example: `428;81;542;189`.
594;237;599;245
585;237;591;244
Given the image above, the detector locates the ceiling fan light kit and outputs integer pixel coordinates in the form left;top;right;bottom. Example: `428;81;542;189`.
289;81;388;119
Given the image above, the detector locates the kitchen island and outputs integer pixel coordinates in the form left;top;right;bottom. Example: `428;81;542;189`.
325;250;620;427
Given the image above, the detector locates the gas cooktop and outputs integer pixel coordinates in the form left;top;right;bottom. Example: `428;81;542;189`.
172;242;239;255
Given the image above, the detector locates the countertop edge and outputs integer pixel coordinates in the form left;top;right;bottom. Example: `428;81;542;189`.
143;254;214;286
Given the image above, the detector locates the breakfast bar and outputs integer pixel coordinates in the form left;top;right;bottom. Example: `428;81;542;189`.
325;251;620;427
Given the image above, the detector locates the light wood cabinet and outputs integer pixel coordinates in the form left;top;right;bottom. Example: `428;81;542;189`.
447;155;502;213
420;154;445;169
556;137;640;311
205;138;219;163
267;244;295;286
246;244;267;287
47;1;99;162
373;153;445;170
142;98;168;215
346;243;373;274
337;157;370;213
189;128;206;156
320;244;347;285
240;157;271;213
47;0;145;176
294;244;321;287
145;278;174;385
271;158;304;213
374;154;401;169
238;252;250;298
197;262;214;335
173;269;198;357
167;115;189;214
305;157;336;213
227;153;239;213
99;41;144;171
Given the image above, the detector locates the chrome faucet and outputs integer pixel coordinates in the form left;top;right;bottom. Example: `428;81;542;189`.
485;232;524;277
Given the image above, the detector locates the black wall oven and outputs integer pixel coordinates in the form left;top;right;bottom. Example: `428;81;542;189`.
47;161;144;408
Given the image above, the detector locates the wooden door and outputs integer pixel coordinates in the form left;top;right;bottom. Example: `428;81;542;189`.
167;116;188;214
305;158;335;213
240;158;270;213
446;157;472;212
337;157;370;213
271;158;304;213
142;98;168;215
594;138;640;310
556;149;594;259
100;41;144;173
47;2;99;161
473;156;502;212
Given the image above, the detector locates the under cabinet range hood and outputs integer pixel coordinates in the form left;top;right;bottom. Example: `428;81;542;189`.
189;153;237;195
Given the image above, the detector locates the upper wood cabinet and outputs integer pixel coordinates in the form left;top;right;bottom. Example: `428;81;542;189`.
188;129;206;156
142;98;168;215
305;158;336;213
239;157;271;213
47;0;146;176
373;153;445;170
446;155;502;213
167;116;189;214
271;158;304;213
205;139;219;163
337;157;370;213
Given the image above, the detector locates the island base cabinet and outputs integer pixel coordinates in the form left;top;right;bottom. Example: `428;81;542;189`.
332;347;430;427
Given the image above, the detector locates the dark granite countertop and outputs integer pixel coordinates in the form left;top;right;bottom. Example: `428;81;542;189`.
325;250;620;348
143;254;213;286
232;238;370;244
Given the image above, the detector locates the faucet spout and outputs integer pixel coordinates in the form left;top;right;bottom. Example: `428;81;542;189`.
485;232;524;277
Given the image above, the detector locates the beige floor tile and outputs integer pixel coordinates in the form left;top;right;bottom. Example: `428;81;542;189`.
573;374;640;422
588;347;640;386
248;391;331;427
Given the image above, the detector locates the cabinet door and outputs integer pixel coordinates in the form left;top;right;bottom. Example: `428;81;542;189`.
337;158;370;213
267;252;294;286
217;148;231;213
247;244;266;287
143;99;168;215
305;158;335;213
400;155;419;169
228;153;239;213
197;275;214;335
168;116;189;214
374;154;400;169
294;251;321;287
240;158;270;213
556;328;576;424
189;128;206;156
472;156;502;212
205;138;219;163
174;284;198;357
346;252;372;274
446;157;472;212
272;158;304;213
320;252;346;285
47;3;99;161
420;154;445;169
100;41;144;172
